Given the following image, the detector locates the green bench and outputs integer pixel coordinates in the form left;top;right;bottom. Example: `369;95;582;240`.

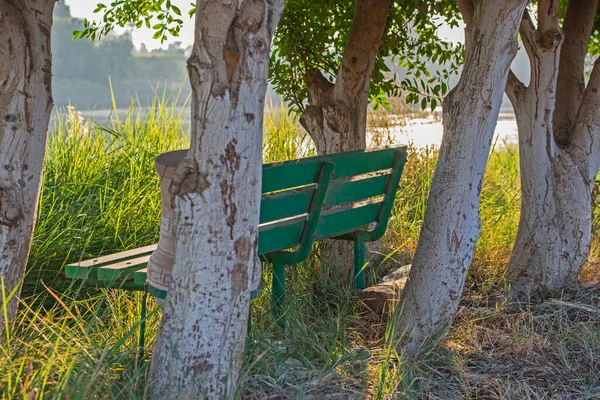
65;146;407;325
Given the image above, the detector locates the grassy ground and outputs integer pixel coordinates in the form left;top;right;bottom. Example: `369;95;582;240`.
1;95;599;399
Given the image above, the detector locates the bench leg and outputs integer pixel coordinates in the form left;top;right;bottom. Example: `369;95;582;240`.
353;240;366;290
138;290;148;361
271;260;285;327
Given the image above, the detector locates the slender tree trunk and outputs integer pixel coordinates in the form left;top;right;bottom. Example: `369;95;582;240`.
0;0;54;335
299;0;391;278
396;0;528;354
506;0;600;301
148;0;283;398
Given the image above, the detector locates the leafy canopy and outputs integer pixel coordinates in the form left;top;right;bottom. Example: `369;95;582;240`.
270;0;464;112
78;0;463;112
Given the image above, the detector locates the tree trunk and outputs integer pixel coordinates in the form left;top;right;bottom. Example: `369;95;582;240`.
299;0;390;154
506;0;600;302
299;0;391;279
0;0;54;336
148;0;283;398
396;0;528;354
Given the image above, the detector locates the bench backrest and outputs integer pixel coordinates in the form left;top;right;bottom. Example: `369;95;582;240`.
258;146;407;256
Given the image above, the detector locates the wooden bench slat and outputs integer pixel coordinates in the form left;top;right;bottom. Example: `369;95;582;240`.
260;186;314;224
316;199;382;239
263;160;320;193
258;216;305;254
325;173;389;208
329;148;399;179
65;245;156;280
97;255;151;282
72;244;157;268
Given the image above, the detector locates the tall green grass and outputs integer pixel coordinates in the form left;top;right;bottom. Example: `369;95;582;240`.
2;93;598;399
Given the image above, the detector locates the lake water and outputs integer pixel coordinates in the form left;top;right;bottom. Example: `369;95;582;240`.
59;107;519;149
378;112;518;149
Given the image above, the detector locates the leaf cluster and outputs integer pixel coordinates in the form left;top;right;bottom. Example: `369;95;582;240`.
269;0;465;113
74;0;186;43
79;0;464;111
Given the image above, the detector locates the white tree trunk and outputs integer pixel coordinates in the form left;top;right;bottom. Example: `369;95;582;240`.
148;0;283;398
506;0;600;301
0;0;54;335
396;0;528;354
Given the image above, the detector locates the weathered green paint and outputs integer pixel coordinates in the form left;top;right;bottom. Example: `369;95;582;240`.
258;219;304;254
315;201;381;239
353;240;366;290
64;245;156;280
262;160;321;193
260;187;314;223
361;149;407;242
271;260;286;325
325;174;388;207
96;255;151;281
134;268;147;285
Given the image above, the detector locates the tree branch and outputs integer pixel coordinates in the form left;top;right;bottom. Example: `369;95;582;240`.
554;0;598;145
570;57;600;179
519;10;536;62
456;0;474;26
505;69;527;106
334;0;391;103
537;0;559;32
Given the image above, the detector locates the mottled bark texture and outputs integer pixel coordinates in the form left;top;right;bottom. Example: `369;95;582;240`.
148;0;283;398
300;0;391;278
505;0;600;302
0;0;54;337
396;0;528;354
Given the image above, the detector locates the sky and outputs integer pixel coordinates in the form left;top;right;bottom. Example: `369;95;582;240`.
65;0;464;51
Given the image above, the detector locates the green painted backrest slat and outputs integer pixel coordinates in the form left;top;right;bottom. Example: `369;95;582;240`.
261;146;403;193
324;174;388;208
258;219;304;254
262;160;321;193
315;201;381;239
326;147;399;179
260;187;313;224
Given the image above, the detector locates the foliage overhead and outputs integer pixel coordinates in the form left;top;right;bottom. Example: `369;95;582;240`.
73;0;187;43
78;0;463;111
270;0;464;112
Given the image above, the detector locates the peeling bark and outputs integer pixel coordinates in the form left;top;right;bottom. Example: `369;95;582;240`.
396;0;528;354
148;0;283;397
505;0;600;302
0;0;54;336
